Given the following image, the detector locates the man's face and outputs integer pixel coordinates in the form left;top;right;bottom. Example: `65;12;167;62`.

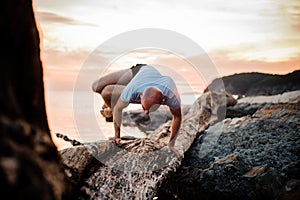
141;97;161;115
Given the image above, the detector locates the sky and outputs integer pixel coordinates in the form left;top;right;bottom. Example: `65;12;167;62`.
33;0;300;92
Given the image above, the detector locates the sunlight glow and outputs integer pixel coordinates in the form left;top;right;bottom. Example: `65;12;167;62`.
34;0;300;75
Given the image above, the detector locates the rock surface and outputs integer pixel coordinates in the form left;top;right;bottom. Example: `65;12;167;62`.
58;87;300;200
59;91;236;199
157;92;300;200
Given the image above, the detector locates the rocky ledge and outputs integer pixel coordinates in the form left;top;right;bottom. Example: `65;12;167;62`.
157;91;300;200
58;91;236;199
58;90;300;200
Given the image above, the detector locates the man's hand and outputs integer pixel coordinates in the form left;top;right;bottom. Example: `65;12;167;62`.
113;98;129;141
109;136;121;145
168;143;182;161
168;108;182;146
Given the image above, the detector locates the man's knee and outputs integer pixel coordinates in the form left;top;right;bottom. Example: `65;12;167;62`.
92;78;107;93
101;85;114;99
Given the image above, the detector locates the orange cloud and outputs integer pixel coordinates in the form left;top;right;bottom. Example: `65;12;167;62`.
41;48;90;70
36;11;96;26
209;49;300;76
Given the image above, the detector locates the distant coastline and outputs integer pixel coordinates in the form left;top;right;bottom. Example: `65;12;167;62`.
206;70;300;96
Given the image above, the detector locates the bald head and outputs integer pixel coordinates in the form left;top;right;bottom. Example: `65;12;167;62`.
143;87;163;102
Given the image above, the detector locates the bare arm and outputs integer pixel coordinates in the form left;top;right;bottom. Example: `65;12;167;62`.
112;98;129;139
168;107;182;146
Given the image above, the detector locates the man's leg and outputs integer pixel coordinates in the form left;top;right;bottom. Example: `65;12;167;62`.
92;69;133;94
100;84;126;122
101;84;126;108
92;69;131;122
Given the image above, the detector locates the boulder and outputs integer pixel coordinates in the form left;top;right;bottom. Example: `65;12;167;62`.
157;97;300;199
59;92;237;199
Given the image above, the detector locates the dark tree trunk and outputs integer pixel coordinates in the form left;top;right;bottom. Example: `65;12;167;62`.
0;0;72;199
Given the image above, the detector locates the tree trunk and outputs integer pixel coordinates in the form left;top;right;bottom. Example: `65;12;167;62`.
0;0;72;199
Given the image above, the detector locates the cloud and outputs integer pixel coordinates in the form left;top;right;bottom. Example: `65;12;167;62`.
41;48;104;91
208;49;300;76
36;11;96;26
289;7;300;31
41;48;90;70
274;1;300;34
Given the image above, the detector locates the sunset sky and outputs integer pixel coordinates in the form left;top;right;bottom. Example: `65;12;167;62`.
33;0;300;92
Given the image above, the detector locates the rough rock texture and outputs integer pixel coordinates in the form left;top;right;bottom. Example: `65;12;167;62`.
59;92;236;199
226;90;300;119
0;1;72;199
157;95;300;199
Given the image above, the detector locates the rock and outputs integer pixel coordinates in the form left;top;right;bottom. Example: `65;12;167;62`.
58;92;237;199
238;90;300;104
0;1;72;199
158;100;300;199
58;90;300;199
285;179;300;192
226;90;300;118
226;103;266;118
205;70;300;96
243;164;267;178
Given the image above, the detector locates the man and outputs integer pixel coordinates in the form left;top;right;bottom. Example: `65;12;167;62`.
92;64;182;150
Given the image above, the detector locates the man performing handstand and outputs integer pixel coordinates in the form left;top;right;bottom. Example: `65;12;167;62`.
92;64;182;150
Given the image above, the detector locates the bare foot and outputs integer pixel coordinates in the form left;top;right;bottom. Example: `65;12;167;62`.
100;107;113;118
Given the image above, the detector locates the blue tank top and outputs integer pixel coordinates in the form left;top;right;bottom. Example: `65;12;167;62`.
120;65;181;110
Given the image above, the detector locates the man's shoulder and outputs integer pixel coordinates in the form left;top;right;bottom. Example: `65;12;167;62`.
161;76;176;88
163;75;174;82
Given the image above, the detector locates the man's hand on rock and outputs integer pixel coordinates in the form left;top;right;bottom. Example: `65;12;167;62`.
109;136;121;145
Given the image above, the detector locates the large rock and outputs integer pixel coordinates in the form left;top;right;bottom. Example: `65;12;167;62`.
205;70;300;96
59;91;236;199
0;1;72;199
157;95;300;199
